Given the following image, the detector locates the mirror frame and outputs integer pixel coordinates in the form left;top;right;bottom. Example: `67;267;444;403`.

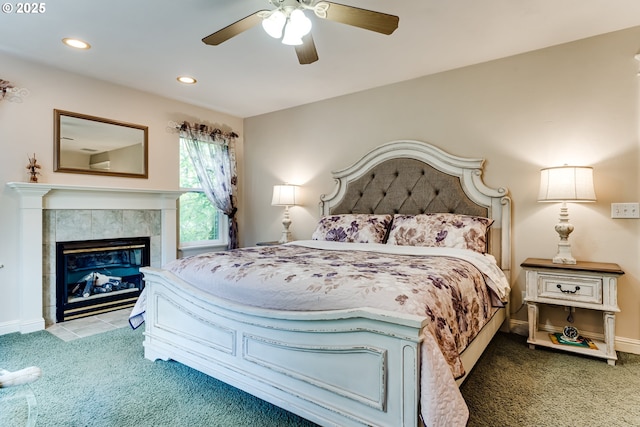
54;109;149;178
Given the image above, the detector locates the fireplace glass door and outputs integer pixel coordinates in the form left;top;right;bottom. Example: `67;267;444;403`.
56;237;150;322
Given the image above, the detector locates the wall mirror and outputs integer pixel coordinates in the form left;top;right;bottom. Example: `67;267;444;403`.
54;109;148;178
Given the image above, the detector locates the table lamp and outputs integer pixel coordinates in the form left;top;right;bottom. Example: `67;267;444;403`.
272;184;297;243
538;165;596;264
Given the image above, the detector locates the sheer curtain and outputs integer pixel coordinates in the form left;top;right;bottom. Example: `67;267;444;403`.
179;122;239;249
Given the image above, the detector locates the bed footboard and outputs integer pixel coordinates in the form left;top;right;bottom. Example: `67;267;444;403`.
141;267;426;427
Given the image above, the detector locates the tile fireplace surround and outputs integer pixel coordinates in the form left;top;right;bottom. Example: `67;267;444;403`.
7;182;184;333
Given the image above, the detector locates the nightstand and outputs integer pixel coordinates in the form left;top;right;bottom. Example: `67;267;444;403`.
256;241;280;246
521;258;624;365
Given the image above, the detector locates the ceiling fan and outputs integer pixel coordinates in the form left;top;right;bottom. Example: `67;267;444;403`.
202;0;399;65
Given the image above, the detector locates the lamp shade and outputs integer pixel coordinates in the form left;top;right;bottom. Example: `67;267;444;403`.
271;184;297;206
538;166;596;202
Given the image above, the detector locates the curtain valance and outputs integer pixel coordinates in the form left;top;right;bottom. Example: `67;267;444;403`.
177;122;238;145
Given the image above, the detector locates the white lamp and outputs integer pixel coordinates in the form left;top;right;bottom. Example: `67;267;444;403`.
538;166;596;264
272;184;298;243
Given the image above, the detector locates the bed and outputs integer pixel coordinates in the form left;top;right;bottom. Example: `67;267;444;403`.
133;140;512;427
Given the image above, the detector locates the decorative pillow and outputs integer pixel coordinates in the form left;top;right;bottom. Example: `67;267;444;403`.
386;213;494;253
311;214;393;244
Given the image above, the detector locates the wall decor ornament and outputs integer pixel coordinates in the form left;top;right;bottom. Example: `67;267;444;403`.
27;153;42;182
0;79;29;103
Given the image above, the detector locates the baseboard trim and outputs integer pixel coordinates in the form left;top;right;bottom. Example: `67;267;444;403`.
509;319;640;355
613;336;640;355
509;319;528;337
0;318;44;336
19;318;45;334
0;320;20;335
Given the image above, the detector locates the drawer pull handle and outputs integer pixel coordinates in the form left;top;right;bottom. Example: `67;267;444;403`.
557;284;580;294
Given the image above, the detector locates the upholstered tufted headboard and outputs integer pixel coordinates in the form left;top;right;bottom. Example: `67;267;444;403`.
329;157;488;217
320;140;512;280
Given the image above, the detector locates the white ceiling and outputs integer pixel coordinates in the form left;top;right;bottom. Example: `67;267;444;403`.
2;0;640;118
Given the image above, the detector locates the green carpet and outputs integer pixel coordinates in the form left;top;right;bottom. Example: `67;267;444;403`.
2;328;640;426
460;333;640;427
0;327;316;427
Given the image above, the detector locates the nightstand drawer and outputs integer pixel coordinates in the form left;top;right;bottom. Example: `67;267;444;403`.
537;274;602;304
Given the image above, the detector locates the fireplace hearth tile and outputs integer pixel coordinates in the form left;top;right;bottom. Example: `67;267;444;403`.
72;321;117;338
46;309;130;342
95;309;130;328
45;324;79;341
60;315;103;332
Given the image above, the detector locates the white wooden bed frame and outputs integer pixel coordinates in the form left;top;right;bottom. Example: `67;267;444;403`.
140;140;511;426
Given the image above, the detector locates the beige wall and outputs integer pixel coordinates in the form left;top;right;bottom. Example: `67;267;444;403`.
0;53;243;332
3;26;639;351
243;27;640;349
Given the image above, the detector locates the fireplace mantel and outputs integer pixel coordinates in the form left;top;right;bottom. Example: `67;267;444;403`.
7;182;184;210
7;182;184;333
7;182;183;194
7;181;184;194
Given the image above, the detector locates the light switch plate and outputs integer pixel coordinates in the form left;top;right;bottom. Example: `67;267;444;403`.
611;203;640;218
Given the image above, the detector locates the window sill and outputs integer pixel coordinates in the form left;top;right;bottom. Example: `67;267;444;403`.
178;243;227;258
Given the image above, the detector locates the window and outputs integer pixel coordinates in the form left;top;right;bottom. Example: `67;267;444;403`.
179;138;228;248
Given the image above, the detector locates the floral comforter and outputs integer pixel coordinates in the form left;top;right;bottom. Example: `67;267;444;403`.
165;240;507;376
136;240;510;426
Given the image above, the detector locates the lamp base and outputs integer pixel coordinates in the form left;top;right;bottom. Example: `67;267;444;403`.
552;203;576;264
553;255;577;265
553;242;576;264
278;206;293;243
278;231;293;244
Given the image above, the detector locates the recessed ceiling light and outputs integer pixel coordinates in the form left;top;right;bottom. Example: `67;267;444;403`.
177;76;197;84
62;38;91;49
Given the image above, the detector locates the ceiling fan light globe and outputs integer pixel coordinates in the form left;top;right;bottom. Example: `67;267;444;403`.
288;9;312;37
262;10;286;38
281;27;303;45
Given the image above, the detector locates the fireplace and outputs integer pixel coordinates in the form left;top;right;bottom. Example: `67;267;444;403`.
7;182;182;333
56;237;150;322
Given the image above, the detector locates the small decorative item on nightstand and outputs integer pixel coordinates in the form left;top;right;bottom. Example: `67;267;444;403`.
522;257;624;365
562;324;579;341
548;332;598;349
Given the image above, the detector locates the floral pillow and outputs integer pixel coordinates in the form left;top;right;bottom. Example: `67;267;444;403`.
311;214;393;244
386;213;494;253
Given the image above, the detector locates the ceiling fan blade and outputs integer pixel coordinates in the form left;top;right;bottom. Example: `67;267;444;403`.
295;33;319;64
202;11;267;46
321;2;399;35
